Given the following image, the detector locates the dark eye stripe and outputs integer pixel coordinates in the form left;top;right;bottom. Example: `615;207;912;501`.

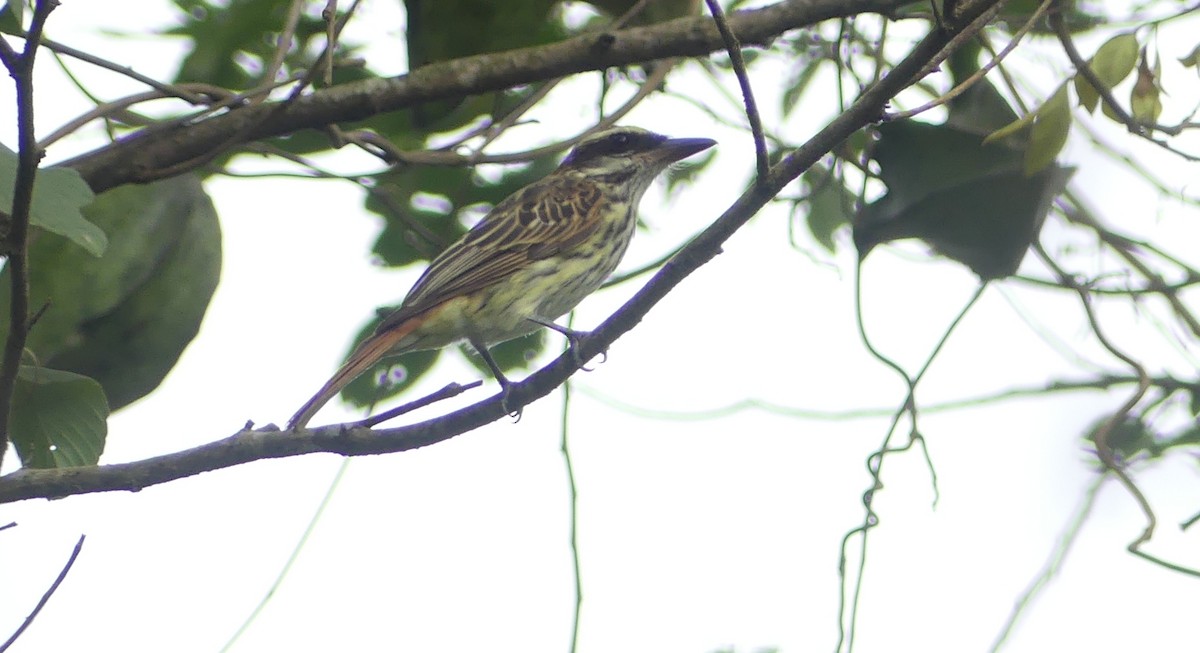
563;130;666;165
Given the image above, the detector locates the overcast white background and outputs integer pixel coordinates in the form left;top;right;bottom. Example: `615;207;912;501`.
2;1;1199;652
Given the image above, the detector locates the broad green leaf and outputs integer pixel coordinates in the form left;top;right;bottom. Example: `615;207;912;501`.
856;119;1072;279
0;0;22;33
1073;33;1138;113
0;174;221;411
1025;84;1071;175
46;177;222;409
11;366;108;469
946;77;1019;135
866;120;1024;211
0;144;105;256
858;163;1072;280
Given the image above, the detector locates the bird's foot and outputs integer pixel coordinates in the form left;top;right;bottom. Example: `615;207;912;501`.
562;328;607;372
530;318;606;371
497;378;523;422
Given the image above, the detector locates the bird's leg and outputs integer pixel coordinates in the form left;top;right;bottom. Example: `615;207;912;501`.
470;339;521;420
528;318;607;370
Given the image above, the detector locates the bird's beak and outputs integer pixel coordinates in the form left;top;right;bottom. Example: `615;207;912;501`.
654;137;717;164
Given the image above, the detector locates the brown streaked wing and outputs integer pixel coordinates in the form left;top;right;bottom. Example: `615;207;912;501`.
375;176;607;333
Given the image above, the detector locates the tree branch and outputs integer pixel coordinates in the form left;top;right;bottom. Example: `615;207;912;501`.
0;0;58;471
0;0;1005;504
61;0;906;193
0;534;85;652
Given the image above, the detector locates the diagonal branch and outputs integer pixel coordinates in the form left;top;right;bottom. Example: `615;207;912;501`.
0;0;1005;505
0;534;85;652
62;0;907;193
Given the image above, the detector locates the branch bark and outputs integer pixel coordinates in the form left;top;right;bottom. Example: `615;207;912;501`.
63;0;905;193
0;0;1007;504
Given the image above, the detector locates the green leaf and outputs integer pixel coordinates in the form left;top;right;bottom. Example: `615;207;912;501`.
1156;424;1200;457
341;348;443;410
865;120;1024;212
1130;80;1162;124
801;164;855;253
0;144;105;256
1130;57;1162;125
168;0;340;89
11;366;108;469
47;177;223;409
0;0;23;34
1025;84;1071;175
855;119;1072;279
0;174;221;410
1073;32;1138;113
1084;414;1154;460
406;0;568;129
461;330;546;376
983;111;1035;146
946;77;1019;135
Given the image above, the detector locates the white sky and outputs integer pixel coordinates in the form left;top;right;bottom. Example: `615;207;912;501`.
2;2;1199;652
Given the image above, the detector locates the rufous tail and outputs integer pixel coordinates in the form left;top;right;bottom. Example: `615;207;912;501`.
288;317;422;429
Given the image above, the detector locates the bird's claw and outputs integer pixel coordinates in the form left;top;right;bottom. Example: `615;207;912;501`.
561;329;607;372
498;380;523;422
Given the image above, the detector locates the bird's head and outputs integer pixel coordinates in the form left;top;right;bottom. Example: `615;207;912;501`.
559;127;715;196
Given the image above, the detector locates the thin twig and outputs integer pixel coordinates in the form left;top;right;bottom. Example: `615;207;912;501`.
909;1;1006;84
1050;7;1200;161
335;63;670;169
259;0;305;95
840;272;985;652
1033;243;1157;552
154;0;365;181
37;84;233;148
471;0;661;151
321;0;337;85
1060;195;1200;339
0;534;86;652
559;317;583;653
350;381;483;429
218;463;347;652
989;474;1106;652
888;0;1053;120
704;0;769;182
35;36;209;104
574;373;1196;422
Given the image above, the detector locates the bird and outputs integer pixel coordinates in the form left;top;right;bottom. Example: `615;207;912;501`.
288;126;716;428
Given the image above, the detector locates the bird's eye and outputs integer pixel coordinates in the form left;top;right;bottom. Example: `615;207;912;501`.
609;133;632;149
